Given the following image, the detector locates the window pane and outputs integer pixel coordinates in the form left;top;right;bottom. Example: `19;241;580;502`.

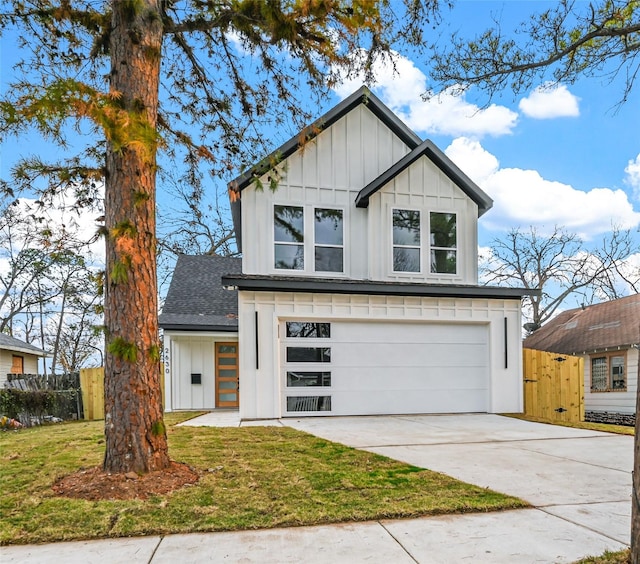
315;246;343;272
286;322;330;338
430;249;456;274
393;210;420;245
219;393;237;401
275;244;304;270
219;381;237;389
286;396;332;412
286;347;331;363
393;247;420;272
218;345;237;353
218;357;236;365
430;212;457;248
287;371;331;387
591;357;607;391
218;369;237;377
315;209;343;245
274;205;304;243
611;356;625;389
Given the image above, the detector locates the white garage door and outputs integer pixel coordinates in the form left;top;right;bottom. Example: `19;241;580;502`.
281;320;489;416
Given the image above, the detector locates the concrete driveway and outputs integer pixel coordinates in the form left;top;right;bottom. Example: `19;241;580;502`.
285;414;633;545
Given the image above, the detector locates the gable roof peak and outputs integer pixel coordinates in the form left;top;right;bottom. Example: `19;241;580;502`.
355;138;493;217
228;86;422;194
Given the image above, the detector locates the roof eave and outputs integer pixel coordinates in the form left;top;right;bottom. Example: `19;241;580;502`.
159;323;238;332
355;140;493;217
221;275;536;299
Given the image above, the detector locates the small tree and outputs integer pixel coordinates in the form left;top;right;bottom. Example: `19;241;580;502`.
481;226;638;331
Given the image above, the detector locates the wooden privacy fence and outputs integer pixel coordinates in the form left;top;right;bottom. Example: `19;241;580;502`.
522;348;584;423
79;367;165;421
79;367;105;420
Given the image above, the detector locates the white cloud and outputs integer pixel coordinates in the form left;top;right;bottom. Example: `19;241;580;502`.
624;153;640;200
519;83;580;119
334;50;518;139
444;137;499;186
445;138;640;240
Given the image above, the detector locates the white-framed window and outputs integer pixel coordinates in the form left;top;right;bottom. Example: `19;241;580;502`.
392;208;421;272
430;212;457;274
314;208;343;273
590;352;626;392
274;205;344;273
274;205;304;270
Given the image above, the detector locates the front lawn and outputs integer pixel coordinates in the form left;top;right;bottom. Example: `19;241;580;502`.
0;412;526;545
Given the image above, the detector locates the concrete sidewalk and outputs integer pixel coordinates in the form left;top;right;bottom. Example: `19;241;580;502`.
1;508;627;563
1;413;632;563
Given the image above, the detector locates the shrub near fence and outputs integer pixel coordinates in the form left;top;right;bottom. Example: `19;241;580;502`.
1;373;83;426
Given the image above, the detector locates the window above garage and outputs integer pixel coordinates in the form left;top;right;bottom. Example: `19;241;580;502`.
274;205;344;274
392;208;457;275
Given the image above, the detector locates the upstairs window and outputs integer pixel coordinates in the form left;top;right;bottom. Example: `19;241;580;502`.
591;353;626;392
430;212;457;274
274;205;304;270
314;208;343;272
392;209;421;272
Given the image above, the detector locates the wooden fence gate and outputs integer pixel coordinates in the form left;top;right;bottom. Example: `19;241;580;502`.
522;348;584;423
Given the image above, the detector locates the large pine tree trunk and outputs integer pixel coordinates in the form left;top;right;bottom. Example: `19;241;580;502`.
103;0;169;473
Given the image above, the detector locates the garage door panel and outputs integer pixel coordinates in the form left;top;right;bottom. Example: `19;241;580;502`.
331;322;486;344
331;366;486;391
282;320;489;416
331;344;487;367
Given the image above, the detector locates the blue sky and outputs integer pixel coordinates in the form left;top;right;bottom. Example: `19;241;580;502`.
1;1;639;260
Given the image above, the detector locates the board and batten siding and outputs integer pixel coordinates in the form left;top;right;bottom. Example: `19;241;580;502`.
583;347;639;414
237;291;523;420
241;104;478;285
368;157;479;284
163;332;238;412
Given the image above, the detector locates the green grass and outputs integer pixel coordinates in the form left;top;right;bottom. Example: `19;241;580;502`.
503;414;634;436
0;413;527;545
575;549;630;563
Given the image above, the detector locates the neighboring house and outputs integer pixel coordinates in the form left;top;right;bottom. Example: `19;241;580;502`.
523;295;640;424
0;334;49;387
160;87;535;419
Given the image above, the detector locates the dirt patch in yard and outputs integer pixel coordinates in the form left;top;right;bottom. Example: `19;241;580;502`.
52;461;199;501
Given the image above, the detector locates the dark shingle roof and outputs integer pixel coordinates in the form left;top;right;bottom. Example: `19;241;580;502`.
0;334;49;356
523;294;640;354
159;255;241;331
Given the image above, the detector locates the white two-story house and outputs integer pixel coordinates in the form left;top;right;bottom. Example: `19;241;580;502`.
160;87;534;419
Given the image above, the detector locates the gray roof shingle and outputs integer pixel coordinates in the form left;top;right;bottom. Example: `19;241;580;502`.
523;294;640;354
159;255;241;331
0;334;49;356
